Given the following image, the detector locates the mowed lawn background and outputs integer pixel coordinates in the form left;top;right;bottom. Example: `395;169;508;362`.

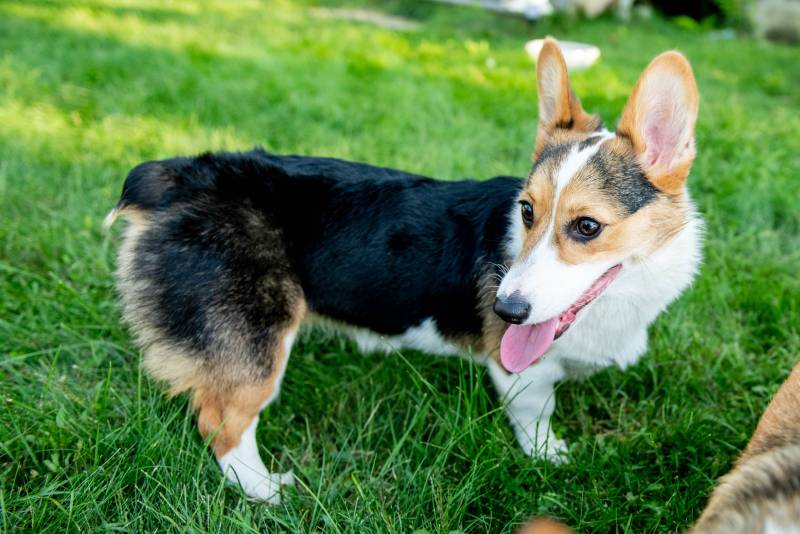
1;0;799;532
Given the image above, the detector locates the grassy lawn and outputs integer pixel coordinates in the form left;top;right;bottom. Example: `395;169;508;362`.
1;0;799;531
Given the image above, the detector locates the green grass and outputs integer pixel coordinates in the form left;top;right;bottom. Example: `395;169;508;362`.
1;0;799;531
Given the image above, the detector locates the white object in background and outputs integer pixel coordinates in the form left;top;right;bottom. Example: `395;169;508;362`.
525;39;600;70
433;0;554;20
309;8;421;31
752;0;800;43
551;0;617;18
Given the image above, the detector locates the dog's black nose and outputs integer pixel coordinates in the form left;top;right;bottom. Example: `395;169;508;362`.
493;292;531;324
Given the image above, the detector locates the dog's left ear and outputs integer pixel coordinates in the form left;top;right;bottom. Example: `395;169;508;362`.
617;51;699;194
534;38;601;158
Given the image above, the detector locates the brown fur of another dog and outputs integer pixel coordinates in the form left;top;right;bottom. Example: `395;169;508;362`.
520;363;800;533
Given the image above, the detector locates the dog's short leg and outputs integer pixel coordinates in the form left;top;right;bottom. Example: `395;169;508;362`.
194;327;298;504
488;358;567;462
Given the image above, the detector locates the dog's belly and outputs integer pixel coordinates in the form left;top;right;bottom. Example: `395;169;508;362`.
311;315;483;360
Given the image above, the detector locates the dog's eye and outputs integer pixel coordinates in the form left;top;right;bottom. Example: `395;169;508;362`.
571;217;603;240
519;201;534;227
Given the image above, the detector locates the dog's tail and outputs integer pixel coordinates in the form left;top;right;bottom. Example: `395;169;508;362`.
103;156;200;229
103;206;122;229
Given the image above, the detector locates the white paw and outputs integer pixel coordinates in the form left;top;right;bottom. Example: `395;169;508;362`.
219;445;295;504
239;470;294;504
517;431;569;464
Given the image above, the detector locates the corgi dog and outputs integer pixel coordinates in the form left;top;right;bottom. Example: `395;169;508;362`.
106;39;702;503
689;362;800;533
520;363;800;534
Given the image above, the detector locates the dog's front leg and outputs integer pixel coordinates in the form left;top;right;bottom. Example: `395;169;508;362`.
487;358;567;462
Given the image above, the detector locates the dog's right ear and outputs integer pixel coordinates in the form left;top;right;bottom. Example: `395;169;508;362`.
617;51;699;194
534;38;600;159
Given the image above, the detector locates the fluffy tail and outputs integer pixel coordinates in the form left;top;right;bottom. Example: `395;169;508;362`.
103;156;198;229
103;207;122;229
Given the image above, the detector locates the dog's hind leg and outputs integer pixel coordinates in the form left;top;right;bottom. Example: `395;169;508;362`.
193;323;300;504
115;215;306;503
111;158;310;503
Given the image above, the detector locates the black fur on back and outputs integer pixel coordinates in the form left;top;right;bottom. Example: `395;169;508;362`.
115;150;522;357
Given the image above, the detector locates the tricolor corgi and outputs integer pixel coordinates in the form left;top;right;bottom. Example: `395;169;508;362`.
106;39;702;503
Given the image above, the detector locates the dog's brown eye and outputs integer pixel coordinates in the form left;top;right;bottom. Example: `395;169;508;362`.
520;201;534;227
572;217;603;240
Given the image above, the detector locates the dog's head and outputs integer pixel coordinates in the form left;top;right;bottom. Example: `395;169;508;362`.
495;39;699;372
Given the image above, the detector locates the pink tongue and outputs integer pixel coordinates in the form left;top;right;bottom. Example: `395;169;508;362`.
500;318;559;373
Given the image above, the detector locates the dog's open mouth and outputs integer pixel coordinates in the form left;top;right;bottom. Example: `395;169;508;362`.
499;264;622;373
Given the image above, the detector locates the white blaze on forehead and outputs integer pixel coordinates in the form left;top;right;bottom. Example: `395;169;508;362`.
553;135;612;198
541;135;611;248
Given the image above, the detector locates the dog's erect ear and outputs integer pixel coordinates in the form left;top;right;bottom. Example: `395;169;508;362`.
534;38;600;158
617;51;699;194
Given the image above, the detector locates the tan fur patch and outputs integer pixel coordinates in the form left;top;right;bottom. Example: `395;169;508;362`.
517;518;574;534
193;309;305;458
742;363;800;461
104;206;148;229
194;381;278;457
517;172;555;258
690;446;800;533
478;266;509;361
196;383;284;458
141;342;209;396
690;362;800;533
